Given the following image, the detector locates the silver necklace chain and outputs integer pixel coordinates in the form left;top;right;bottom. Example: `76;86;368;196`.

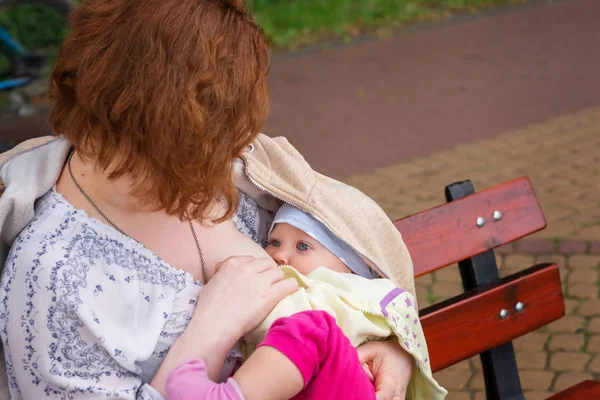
67;151;208;284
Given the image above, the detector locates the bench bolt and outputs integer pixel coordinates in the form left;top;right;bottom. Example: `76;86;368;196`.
499;309;508;319
515;302;524;312
476;217;486;228
493;210;503;221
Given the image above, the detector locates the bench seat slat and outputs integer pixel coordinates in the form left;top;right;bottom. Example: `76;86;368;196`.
420;264;563;372
395;176;547;277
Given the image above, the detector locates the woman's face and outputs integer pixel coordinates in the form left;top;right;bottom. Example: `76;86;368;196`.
265;223;351;276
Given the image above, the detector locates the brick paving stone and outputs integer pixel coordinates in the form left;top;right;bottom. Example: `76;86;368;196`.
515;351;547;370
446;391;472;400
432;264;462;283
578;299;600;317
504;254;536;270
562;299;580;315
555;267;570;285
590;242;600;255
588;317;600;334
589;355;600;373
558;264;570;284
558;240;589;254
546;316;585;333
469;356;482;372
432;360;471;391
534;253;567;269
519;370;555;391
525;392;555;400
568;283;598;300
549;352;591;372
500;266;527;279
495;243;515;254
553;372;594;392
431;282;463;301
548;333;585;351
469;372;484;390
415;274;433;286
416;289;431;308
473;392;485;400
568;269;599;284
542;223;578;241
587;335;600;353
572;226;600;241
415;280;430;292
514;332;550;351
517;239;555;254
569;255;600;269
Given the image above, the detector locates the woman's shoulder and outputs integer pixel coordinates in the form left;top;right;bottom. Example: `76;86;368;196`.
1;190;199;350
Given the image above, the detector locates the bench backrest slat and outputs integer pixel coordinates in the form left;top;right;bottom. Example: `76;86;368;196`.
421;263;564;372
394;176;546;278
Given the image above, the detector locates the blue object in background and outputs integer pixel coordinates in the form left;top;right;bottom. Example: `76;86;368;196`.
0;26;29;57
0;25;33;90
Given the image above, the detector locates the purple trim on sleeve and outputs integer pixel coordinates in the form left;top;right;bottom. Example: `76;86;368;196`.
380;287;405;316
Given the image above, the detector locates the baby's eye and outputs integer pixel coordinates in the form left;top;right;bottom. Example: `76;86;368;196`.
297;242;310;251
268;239;281;247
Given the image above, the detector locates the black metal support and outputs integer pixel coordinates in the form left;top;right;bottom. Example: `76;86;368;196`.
445;180;525;400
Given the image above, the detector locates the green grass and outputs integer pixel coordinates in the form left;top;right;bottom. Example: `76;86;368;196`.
249;0;527;48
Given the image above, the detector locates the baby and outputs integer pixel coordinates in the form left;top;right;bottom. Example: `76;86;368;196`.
166;204;446;400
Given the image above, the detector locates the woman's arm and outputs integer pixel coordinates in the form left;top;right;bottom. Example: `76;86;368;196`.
150;256;298;396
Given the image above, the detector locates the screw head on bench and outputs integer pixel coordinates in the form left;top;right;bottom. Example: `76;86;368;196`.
493;210;503;221
476;217;486;228
515;302;524;312
499;309;508;319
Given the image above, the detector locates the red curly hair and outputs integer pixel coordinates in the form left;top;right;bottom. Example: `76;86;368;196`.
49;0;270;222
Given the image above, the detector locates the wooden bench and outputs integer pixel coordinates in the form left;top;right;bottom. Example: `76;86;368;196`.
393;176;600;399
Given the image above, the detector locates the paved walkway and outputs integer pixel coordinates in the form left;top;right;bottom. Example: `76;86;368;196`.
265;0;600;179
346;106;600;242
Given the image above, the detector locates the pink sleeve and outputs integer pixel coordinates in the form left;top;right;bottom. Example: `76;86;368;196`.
166;359;244;400
257;310;332;388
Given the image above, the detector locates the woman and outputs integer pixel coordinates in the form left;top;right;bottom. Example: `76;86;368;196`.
0;0;415;399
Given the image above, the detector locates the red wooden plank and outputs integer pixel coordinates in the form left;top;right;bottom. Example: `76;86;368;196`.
420;264;563;373
547;380;600;399
394;176;547;277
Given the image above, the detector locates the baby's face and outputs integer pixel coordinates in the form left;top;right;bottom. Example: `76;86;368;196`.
266;223;352;276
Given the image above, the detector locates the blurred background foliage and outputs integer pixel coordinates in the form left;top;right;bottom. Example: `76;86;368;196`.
0;0;520;76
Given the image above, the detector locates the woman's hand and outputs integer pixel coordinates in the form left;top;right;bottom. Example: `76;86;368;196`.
151;256;297;395
193;255;298;340
357;339;414;400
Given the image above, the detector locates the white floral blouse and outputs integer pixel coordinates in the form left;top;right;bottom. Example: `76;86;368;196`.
0;188;274;399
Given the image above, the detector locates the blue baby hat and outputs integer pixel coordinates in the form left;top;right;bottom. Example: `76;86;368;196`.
270;204;378;279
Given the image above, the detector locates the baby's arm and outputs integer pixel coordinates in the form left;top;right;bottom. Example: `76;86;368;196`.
165;347;302;400
164;310;311;400
233;346;304;400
